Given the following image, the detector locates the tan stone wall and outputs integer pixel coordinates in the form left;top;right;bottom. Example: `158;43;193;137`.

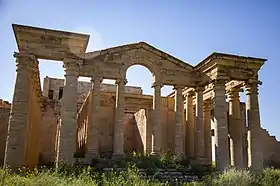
0;108;10;165
40;103;58;164
161;97;175;153
261;128;280;167
76;91;91;157
43;77;143;103
134;109;147;153
24;79;42;168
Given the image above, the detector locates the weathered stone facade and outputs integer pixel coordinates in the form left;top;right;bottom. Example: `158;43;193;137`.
1;23;279;171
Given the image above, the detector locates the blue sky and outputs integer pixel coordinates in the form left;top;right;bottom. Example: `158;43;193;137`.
0;1;279;139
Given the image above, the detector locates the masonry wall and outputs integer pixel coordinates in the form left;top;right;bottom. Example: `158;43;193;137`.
0;108;10;165
40;102;58;164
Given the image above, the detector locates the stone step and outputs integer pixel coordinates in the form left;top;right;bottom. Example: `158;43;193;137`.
102;168;198;183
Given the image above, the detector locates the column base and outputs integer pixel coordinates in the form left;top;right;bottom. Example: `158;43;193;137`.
85;153;100;164
112;153;125;160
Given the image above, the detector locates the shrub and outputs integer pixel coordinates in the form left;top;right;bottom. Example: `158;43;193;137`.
261;168;280;186
213;168;254;186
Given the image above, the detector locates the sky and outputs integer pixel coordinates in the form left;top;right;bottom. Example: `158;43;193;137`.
0;1;279;139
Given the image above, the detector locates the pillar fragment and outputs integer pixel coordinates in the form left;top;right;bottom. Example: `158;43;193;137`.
86;76;102;162
113;78;127;157
245;80;263;170
56;59;80;165
213;79;229;170
151;83;162;154
174;85;184;155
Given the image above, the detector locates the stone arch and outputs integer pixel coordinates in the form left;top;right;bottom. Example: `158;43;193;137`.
120;58;162;83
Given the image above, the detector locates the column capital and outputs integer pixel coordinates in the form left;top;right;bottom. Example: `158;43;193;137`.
173;84;185;90
195;86;205;92
14;52;37;72
151;82;163;88
212;78;226;88
63;58;82;76
91;76;103;84
185;90;195;97
116;78;127;85
244;79;261;95
227;87;241;101
203;99;212;111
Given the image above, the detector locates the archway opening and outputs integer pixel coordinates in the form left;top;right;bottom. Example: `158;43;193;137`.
123;65;153;154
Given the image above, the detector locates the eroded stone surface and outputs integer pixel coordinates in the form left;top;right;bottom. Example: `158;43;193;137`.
1;24;276;171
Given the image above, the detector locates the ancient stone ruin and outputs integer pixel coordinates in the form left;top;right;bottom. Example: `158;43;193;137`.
0;24;279;171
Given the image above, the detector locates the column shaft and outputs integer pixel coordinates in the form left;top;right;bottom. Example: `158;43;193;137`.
185;91;195;158
228;88;244;168
87;77;102;161
57;59;79;165
4;53;34;169
113;78;126;156
152;83;162;154
213;79;229;170
174;85;184;155
195;87;205;160
204;100;212;165
245;80;263;170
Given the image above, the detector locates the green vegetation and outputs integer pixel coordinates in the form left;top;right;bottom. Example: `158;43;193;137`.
1;166;280;185
1;153;280;185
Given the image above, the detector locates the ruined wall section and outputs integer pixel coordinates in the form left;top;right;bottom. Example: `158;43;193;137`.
76;91;91;157
24;72;42;168
0;107;10;165
261;128;280;167
134;109;147;153
161;97;175;153
43;76;142;104
40;101;59;165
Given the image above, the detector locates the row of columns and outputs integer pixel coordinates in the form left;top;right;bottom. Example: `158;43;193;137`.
4;54;263;171
184;79;263;171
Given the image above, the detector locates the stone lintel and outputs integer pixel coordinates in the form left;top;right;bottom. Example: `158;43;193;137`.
195;52;266;72
12;24;89;61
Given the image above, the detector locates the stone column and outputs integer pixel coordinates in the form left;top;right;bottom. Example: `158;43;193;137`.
151;83;162;154
185;91;195;159
56;59;80;165
113;78;127;157
240;103;248;168
228;87;244;168
213;79;229;170
204;100;212;165
195;86;205;161
86;76;102;162
245;80;263;170
174;85;184;155
4;53;35;169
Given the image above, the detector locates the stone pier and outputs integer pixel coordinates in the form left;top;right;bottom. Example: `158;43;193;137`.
213;79;229;170
185;91;195;159
204;100;212;165
245;80;263;170
151;83;162;154
228;87;244;168
86;76;102;162
56;59;80;165
113;78;127;157
174;85;184;155
195;87;205;161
